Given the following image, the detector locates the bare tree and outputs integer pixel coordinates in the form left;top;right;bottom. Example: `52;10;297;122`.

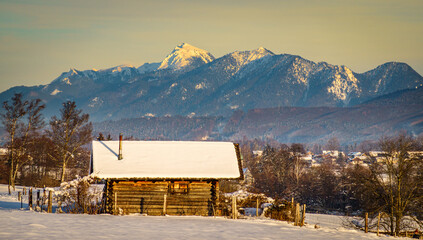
248;145;291;198
47;101;92;183
326;137;340;151
348;134;423;235
96;133;105;141
0;93;45;193
24;134;60;187
290;143;306;192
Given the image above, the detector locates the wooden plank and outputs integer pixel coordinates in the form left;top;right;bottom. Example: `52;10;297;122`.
115;193;211;198
115;192;212;196
113;187;168;191
116;202;210;208
120;207;210;216
115;197;210;202
113;188;212;193
116;198;211;202
116;200;211;206
116;203;210;208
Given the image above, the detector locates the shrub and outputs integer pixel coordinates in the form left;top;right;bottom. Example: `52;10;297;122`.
264;199;295;221
58;175;102;214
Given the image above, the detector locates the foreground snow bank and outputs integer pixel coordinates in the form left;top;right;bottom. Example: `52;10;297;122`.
0;184;393;239
0;211;393;240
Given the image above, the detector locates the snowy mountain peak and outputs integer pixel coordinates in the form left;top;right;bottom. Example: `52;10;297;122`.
228;47;274;68
255;46;272;54
248;47;274;62
158;43;215;70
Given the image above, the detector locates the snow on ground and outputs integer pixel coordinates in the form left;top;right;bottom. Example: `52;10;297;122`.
0;184;394;240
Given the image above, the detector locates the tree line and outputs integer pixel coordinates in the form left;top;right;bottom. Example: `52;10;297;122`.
0;93;92;193
241;134;423;236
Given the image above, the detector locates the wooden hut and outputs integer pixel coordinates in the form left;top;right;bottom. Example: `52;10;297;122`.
90;140;243;215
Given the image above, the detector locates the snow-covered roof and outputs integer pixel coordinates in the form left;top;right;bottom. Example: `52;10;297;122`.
91;141;242;180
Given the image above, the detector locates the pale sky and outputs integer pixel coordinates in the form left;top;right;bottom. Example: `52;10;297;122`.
0;0;422;92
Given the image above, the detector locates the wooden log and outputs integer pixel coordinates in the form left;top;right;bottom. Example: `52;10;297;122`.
115;197;211;204
115;192;211;197
114;182;211;189
116;195;211;201
118;200;209;208
114;188;211;195
115;196;211;201
114;187;211;192
117;201;210;207
121;205;210;210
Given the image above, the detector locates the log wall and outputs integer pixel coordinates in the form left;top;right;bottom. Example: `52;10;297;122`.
104;180;219;216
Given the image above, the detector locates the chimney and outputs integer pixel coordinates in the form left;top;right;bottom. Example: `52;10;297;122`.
118;133;123;160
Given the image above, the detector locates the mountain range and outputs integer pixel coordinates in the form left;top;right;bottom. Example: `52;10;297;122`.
93;86;423;145
1;43;422;145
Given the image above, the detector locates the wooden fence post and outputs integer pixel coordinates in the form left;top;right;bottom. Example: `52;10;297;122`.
365;212;368;233
36;190;40;210
43;188;46;211
301;204;306;226
18;191;21;201
163;194;167;215
23;187;26;195
57;198;62;213
232;196;237;219
114;192;117;215
29;188;33;210
48;190;52;213
377;212;380;236
256;197;259;217
20;192;23;209
295;203;300;226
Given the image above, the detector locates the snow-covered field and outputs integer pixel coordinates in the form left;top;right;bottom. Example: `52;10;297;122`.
0;184;394;240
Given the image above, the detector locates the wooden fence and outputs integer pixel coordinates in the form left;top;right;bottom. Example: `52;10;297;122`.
17;187;54;213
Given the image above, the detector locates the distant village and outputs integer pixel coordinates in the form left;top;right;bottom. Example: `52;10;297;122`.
251;149;423;168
